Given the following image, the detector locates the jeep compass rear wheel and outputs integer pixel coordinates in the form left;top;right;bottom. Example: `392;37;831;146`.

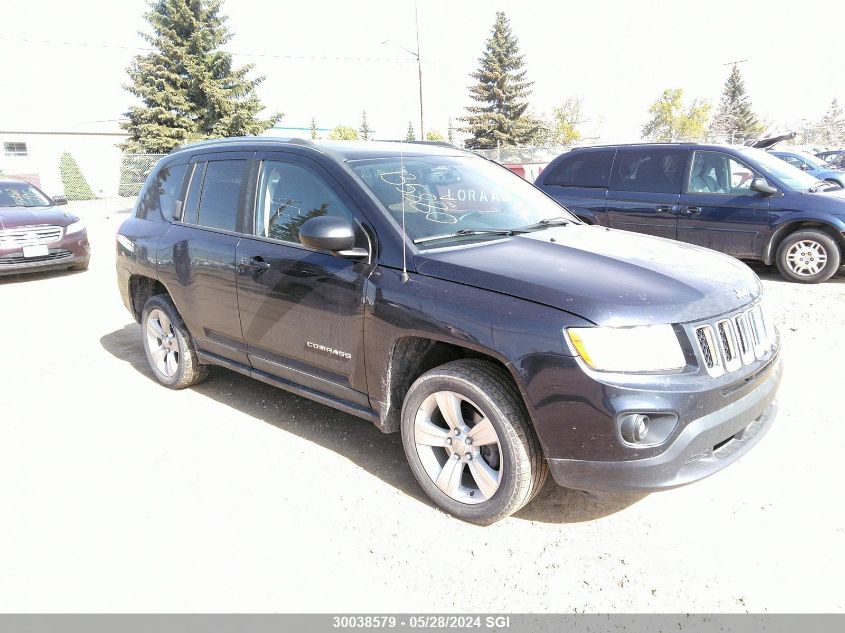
400;359;546;525
776;230;840;283
141;294;208;389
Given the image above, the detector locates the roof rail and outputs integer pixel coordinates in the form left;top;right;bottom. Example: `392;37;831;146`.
175;135;317;151
373;139;471;152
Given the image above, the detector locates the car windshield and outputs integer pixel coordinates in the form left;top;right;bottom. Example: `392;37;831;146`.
739;148;821;191
349;154;576;246
777;151;826;170
0;182;52;208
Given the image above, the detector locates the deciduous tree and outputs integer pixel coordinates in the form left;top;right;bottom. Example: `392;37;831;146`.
642;88;710;142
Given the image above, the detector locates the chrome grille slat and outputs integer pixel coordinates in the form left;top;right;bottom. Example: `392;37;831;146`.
0;225;63;246
692;302;774;377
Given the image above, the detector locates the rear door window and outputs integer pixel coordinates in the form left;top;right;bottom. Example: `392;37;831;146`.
194;159;247;232
544;151;615;188
609;149;688;194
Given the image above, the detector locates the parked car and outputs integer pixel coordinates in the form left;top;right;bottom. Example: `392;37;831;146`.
769;149;845;188
116;138;781;524
0;179;89;275
536;143;845;283
815;149;844;165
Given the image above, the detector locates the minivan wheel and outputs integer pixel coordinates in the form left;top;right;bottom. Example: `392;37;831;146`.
400;359;547;525
141;294;209;389
775;230;840;283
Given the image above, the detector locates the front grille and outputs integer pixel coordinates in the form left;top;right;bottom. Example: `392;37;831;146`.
693;302;775;377
0;249;73;265
0;225;63;246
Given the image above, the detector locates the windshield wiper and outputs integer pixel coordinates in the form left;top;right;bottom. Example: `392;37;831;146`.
413;228;525;245
809;181;833;193
516;216;572;231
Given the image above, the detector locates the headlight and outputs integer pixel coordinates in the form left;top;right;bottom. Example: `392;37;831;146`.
65;220;85;235
566;324;686;373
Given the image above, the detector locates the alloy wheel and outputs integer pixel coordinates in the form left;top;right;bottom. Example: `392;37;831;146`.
413;390;503;505
145;308;180;378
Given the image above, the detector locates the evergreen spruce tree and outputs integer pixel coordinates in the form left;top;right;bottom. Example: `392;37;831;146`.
121;0;281;153
709;64;761;142
459;12;536;149
59;153;95;200
359;111;373;140
405;122;416;141
310;117;318;140
447;117;454;144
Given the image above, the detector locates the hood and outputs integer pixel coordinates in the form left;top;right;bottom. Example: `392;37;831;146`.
0;206;74;230
414;225;761;326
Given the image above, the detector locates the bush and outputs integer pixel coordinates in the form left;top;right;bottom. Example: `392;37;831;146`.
59;153;95;200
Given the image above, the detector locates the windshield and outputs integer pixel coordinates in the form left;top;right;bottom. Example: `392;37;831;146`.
349;154;576;245
739;148;821;191
0;182;52;207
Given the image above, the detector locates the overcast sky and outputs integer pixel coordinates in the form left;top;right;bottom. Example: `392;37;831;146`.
1;0;841;142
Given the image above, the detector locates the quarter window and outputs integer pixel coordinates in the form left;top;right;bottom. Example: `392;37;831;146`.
136;162;188;221
253;160;356;246
195;160;246;232
544;151;615;188
687;152;756;195
609;149;687;194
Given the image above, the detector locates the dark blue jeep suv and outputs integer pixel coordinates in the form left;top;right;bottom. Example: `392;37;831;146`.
535;143;845;283
116;138;781;523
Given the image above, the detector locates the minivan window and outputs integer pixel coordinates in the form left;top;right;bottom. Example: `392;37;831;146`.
609;149;687;194
253;160;356;245
195;160;246;232
544;150;615;188
137;162;187;221
687;151;757;195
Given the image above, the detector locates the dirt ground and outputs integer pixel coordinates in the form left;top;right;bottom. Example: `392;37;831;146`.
1;203;843;613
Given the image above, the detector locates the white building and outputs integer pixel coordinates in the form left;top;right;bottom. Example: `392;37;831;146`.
0;125;129;197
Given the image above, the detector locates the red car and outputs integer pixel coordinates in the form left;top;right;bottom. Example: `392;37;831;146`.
0;179;90;275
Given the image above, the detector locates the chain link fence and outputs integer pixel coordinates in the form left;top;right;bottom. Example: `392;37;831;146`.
117;153;165;198
471;145;570;164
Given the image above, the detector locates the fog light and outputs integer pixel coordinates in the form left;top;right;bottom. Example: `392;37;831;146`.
620;414;650;444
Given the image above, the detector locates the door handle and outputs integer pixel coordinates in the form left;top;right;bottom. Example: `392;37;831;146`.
682;206;702;215
239;257;271;273
655;205;674;214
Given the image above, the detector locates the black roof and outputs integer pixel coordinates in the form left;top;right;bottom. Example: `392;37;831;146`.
168;137;471;162
569;142;744;152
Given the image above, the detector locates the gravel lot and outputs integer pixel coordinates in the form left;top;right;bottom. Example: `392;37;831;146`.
1;204;843;613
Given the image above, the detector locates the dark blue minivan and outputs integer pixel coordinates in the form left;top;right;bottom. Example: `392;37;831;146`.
535;143;845;283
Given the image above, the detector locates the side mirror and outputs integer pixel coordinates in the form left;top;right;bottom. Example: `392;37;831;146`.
800;164;810;171
750;178;778;195
51;195;68;206
299;216;367;258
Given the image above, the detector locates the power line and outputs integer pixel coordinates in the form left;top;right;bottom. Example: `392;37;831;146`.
0;35;412;62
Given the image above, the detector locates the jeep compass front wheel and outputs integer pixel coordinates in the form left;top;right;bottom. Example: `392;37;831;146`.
141;294;208;389
400;359;547;525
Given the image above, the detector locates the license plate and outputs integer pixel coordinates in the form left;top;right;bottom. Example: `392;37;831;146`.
22;244;49;258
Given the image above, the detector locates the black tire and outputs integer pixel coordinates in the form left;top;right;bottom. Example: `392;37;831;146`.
400;359;547;525
775;229;840;284
141;294;209;389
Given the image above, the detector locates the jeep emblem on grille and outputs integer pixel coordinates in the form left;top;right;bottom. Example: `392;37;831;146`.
734;288;751;300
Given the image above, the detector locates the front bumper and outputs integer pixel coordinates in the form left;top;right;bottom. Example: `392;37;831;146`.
0;230;90;275
547;354;782;492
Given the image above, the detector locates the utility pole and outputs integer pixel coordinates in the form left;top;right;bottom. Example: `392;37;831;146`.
381;1;424;140
415;1;424;140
